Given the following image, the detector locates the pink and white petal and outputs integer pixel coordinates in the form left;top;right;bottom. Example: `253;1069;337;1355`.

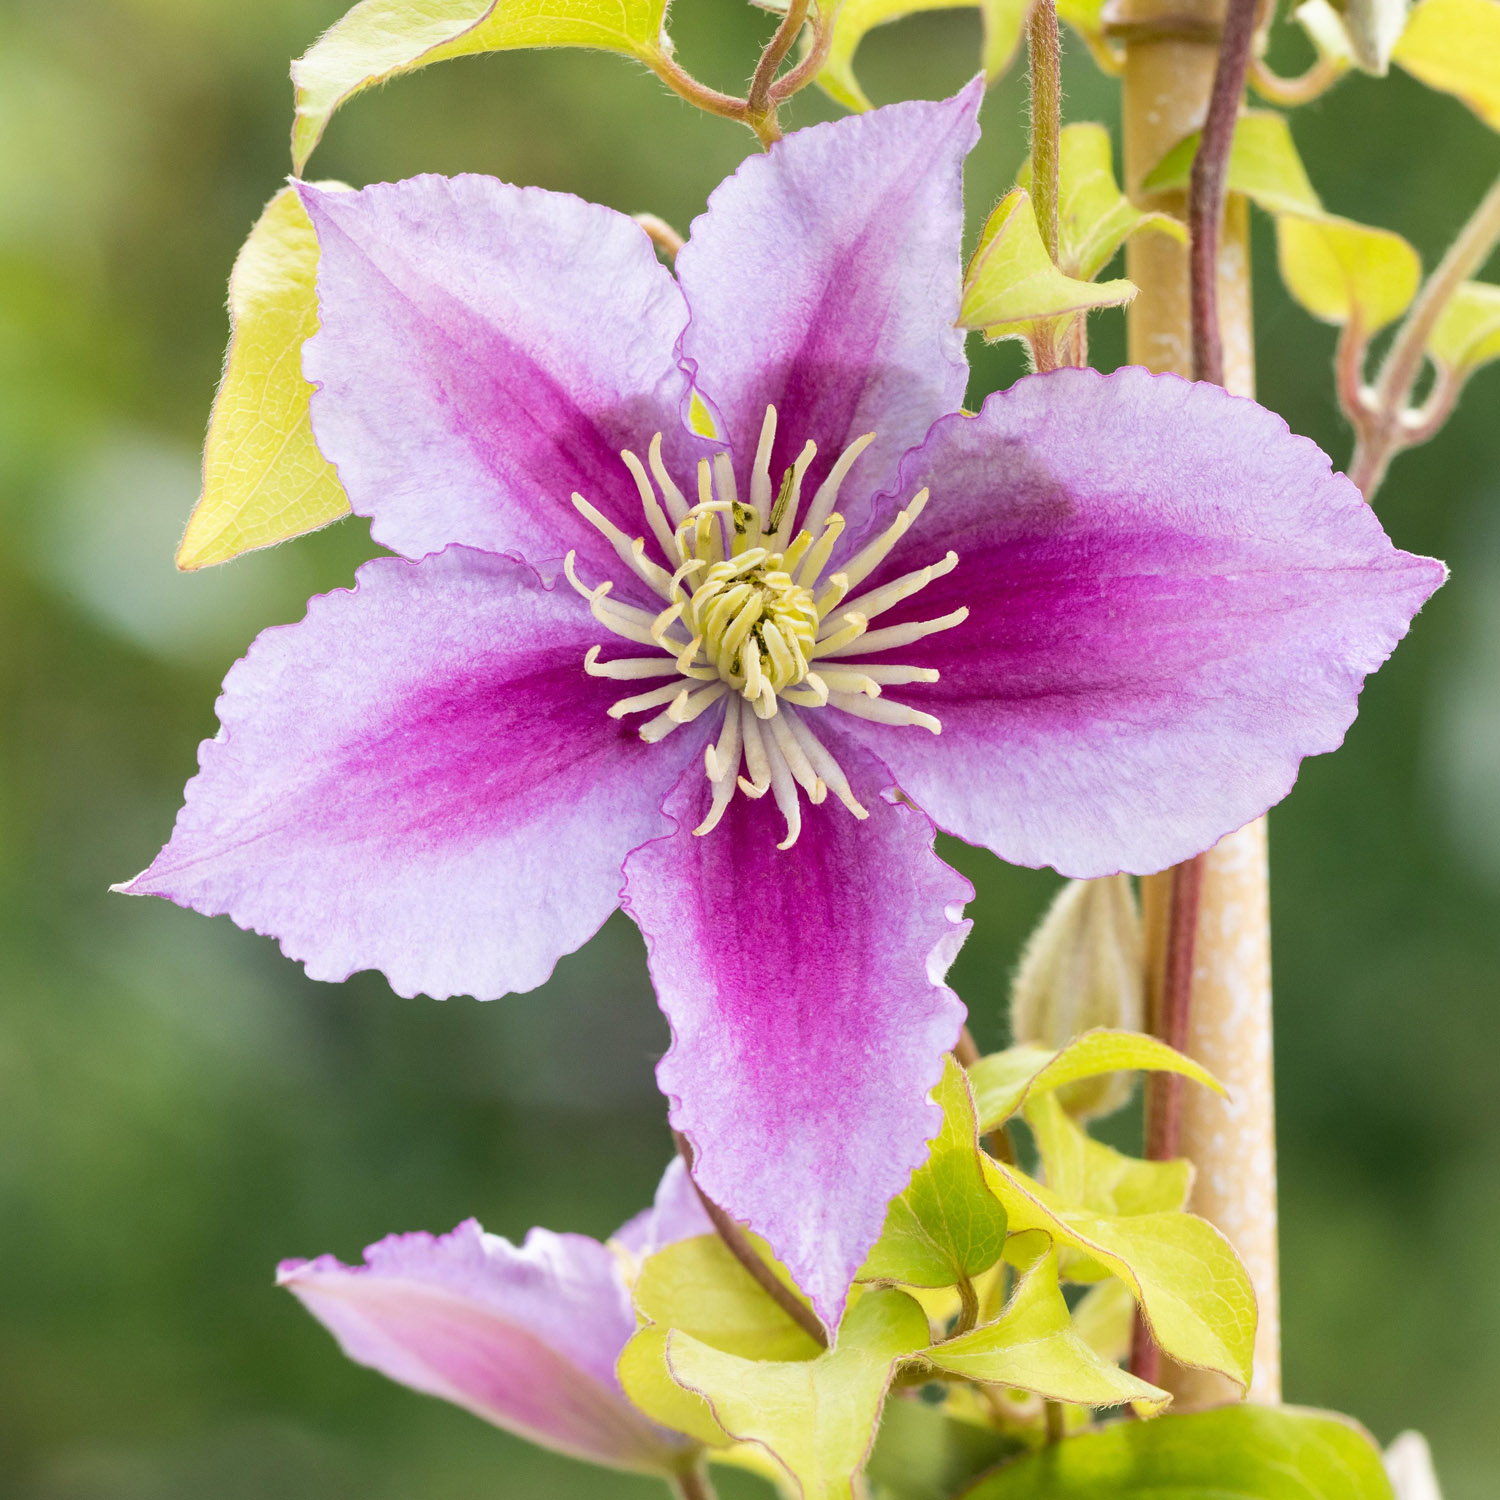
612;1157;715;1258
301;177;699;587
622;745;971;1331
841;367;1447;877
118;548;705;999
278;1222;690;1473
674;85;980;537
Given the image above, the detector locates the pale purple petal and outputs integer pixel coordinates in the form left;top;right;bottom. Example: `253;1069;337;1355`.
278;1221;690;1473
839;367;1447;877
622;744;971;1331
613;1157;714;1257
674;83;980;537
119;548;704;999
301;176;700;588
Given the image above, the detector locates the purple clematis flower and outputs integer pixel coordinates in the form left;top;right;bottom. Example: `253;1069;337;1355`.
278;1158;712;1474
122;82;1442;1329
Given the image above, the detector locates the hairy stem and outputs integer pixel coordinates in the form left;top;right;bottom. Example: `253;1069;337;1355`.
1188;0;1258;384
647;50;753;125
770;0;836;102
1350;172;1500;499
673;1130;829;1347
748;0;811;125
954;1274;981;1337
1028;0;1065;266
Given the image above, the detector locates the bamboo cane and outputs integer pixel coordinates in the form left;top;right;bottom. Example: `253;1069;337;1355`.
1119;0;1282;1406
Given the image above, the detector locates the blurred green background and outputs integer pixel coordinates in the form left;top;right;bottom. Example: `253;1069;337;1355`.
1;1;1496;1496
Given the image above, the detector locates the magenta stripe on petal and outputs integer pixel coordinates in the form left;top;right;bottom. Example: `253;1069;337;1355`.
121;548;705;999
840;367;1447;876
624;743;971;1331
675;83;980;538
301;176;701;592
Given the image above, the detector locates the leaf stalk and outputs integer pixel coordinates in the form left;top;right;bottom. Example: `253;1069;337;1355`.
1348;172;1500;499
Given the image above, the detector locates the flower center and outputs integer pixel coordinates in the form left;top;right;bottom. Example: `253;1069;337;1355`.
564;405;967;848
690;552;818;699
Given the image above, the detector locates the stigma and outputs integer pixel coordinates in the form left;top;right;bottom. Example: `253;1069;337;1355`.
564;406;966;848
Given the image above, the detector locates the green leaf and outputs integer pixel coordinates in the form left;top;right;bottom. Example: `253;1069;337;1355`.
860;1057;1007;1289
1018;123;1184;279
817;0;1031;114
177;185;351;571
925;1241;1168;1411
970;1029;1224;1135
960;1403;1396;1500
1026;1091;1193;1217
634;1234;824;1362
960;189;1136;342
979;1157;1257;1388
664;1288;931;1500
291;0;672;173
1276;211;1422;332
1429;280;1500;372
1394;0;1500;130
865;1399;1022;1500
1140;111;1323;217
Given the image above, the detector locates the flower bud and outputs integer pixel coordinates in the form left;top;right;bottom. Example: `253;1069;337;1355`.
1385;1432;1443;1500
1295;0;1410;75
1009;875;1144;1120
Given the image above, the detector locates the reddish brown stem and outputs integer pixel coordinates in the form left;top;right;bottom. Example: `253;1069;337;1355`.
673;1130;828;1347
1145;854;1206;1161
1131;854;1206;1385
1187;0;1258;385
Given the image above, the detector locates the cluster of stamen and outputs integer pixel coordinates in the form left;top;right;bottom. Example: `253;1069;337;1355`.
564;406;967;848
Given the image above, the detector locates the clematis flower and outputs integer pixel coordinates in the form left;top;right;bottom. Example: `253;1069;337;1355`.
121;81;1443;1330
277;1158;711;1474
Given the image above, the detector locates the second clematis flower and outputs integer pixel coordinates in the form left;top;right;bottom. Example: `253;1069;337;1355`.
122;81;1443;1330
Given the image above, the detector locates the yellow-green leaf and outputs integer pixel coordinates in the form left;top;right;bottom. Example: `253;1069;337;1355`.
664;1288;931;1500
1429;280;1500;371
960;188;1136;342
619;1324;734;1447
1070;1276;1136;1365
291;0;672;173
963;1404;1397;1500
177;185;351;572
925;1240;1168;1410
979;1157;1257;1388
1394;0;1500;130
817;0;1031;114
634;1234;823;1362
859;1057;1007;1289
970;1029;1224;1135
1140;111;1323;218
1276;211;1422;332
1018;123;1184;280
1026;1091;1193;1217
1054;0;1122;70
